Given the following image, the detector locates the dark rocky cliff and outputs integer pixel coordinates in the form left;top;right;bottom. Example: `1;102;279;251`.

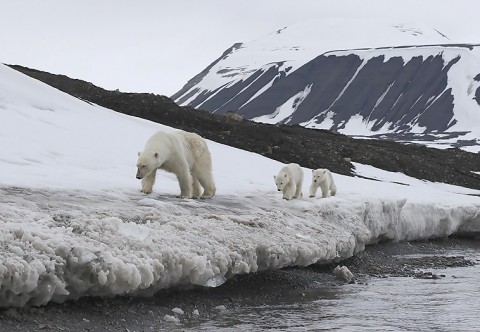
9;64;480;190
239;53;459;133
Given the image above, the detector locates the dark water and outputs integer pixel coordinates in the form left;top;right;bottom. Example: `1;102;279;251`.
177;250;480;331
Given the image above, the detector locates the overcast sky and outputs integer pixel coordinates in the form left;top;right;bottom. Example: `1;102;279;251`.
1;0;479;96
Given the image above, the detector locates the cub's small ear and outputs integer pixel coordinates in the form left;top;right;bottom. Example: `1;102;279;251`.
284;173;287;178
154;152;159;158
312;169;314;174
274;175;277;180
137;152;141;156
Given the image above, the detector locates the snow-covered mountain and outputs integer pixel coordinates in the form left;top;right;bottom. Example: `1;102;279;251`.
173;19;480;152
1;63;480;307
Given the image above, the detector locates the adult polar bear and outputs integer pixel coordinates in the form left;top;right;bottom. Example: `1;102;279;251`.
136;130;216;199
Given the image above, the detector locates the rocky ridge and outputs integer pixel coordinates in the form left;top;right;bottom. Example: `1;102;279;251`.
9;64;480;190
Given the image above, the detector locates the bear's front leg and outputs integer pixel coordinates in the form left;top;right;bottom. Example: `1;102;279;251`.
141;171;156;194
283;183;295;200
309;183;318;198
320;185;329;198
294;181;303;198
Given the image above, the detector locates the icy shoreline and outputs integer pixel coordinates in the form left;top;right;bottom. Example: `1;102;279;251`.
1;186;479;307
2;62;480;308
1;237;478;331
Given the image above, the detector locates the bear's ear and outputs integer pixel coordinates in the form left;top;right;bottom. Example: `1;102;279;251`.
312;169;314;174
154;152;159;159
274;175;277;180
137;152;141;157
284;173;287;178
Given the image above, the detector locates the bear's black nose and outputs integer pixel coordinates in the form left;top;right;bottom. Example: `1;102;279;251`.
136;176;142;179
278;189;281;191
314;180;317;182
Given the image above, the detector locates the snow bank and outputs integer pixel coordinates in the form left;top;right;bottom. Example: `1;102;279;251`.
0;183;479;307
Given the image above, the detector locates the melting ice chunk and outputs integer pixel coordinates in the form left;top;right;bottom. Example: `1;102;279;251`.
203;275;226;288
333;265;354;282
163;314;180;323
172;307;184;315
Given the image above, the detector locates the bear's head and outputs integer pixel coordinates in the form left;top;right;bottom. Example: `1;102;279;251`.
274;171;290;191
312;169;327;183
136;151;160;179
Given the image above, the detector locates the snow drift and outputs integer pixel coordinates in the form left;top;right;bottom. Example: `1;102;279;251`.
1;64;480;307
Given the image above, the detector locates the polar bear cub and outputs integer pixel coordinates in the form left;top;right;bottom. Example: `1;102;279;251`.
136;130;216;199
309;168;336;198
274;163;304;200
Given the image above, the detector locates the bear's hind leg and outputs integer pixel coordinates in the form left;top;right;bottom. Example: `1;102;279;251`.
192;177;202;199
309;183;318;198
141;171;156;194
197;170;216;199
330;182;337;196
294;180;303;198
175;167;193;199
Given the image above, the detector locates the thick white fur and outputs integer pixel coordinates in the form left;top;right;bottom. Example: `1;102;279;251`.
309;168;337;198
136;130;216;199
274;163;304;200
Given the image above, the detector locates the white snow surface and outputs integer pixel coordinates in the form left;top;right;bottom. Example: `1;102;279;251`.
177;19;451;104
1;64;480;307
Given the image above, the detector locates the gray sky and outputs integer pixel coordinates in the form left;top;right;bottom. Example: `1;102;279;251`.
1;0;479;96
